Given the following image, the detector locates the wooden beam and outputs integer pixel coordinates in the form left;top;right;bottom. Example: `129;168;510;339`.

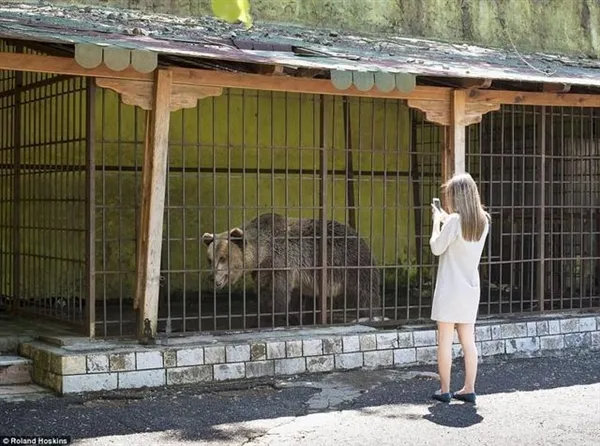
542;83;571;93
0;51;450;102
450;89;467;175
468;88;600;107
407;97;501;126
0;51;152;81
5;50;600;111
135;69;173;341
460;78;492;89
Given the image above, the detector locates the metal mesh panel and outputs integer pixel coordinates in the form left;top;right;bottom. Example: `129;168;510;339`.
467;105;600;316
94;88;145;337
0;42;92;329
158;91;442;333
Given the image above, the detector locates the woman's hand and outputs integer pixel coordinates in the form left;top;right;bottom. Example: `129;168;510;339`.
431;204;448;224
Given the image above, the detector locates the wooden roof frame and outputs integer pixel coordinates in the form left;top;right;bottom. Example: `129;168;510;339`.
3;49;600;339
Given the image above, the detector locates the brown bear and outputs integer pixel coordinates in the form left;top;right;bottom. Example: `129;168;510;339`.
202;212;382;325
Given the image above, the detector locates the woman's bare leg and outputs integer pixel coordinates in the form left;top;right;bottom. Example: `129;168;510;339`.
456;323;478;394
436;321;455;393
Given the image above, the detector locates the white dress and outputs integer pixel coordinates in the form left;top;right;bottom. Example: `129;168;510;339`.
429;213;489;324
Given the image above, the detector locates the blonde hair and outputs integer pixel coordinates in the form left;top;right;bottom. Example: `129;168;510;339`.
442;172;490;242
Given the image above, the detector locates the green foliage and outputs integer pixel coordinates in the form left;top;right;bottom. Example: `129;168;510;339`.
211;0;253;29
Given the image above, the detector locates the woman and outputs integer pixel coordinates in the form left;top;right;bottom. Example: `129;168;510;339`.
429;172;490;404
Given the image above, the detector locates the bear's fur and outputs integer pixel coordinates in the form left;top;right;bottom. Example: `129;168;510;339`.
202;213;381;324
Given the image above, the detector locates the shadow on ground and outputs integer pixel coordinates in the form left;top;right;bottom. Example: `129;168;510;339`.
0;352;598;443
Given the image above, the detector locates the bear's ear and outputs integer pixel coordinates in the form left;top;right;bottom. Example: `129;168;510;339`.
202;233;214;246
229;227;244;247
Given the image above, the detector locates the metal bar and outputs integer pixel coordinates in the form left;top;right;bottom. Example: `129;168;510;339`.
11;45;22;314
538;106;546;311
85;78;96;338
319;94;328;325
343;97;356;229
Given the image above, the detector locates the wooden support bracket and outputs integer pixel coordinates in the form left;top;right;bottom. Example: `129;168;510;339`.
134;69;173;341
96;78;222;112
407;96;500;127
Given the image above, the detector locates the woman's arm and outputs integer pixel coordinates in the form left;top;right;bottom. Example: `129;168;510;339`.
429;214;460;256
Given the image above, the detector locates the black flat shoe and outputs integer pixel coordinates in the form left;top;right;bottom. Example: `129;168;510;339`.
431;391;452;403
452;392;477;404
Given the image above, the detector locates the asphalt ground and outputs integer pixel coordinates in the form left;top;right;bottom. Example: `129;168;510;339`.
1;351;599;446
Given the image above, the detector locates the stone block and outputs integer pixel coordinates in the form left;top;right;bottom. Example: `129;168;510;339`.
303;339;323;357
136;351;163;370
579;317;597;332
481;340;505;356
286;340;303;358
226;345;250;363
204;346;226;364
475;326;491;341
163;350;177;368
560;318;580;334
109;353;135;372
63;373;118;394
540;335;564;351
335;352;363;370
501;323;528;339
393;348;416;365
397;332;414;348
363;350;393;368
87;354;109;373
491;325;502;340
413;330;437;347
505;337;540;354
266;342;286;359
536;321;549;336
549;320;561;335
564;333;591;348
167;365;212;385
359;334;377;351
342;336;360;353
274;358;306;376
250;343;267;361
322;337;343;354
60;356;87;375
177;348;204;366
306;355;335;373
214;363;245;381
119;370;166;389
416;346;437;363
246;360;275;378
592;332;600;348
527;322;537;337
376;332;398;350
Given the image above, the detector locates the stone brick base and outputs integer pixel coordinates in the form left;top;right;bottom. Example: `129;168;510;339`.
18;313;600;394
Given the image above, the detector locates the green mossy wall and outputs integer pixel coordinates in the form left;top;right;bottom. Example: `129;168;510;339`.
36;0;600;57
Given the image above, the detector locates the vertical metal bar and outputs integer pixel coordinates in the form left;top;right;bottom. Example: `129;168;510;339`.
85;79;96;338
11;48;22;314
410;118;422;266
319;95;327;325
343;97;356;230
538;106;546;312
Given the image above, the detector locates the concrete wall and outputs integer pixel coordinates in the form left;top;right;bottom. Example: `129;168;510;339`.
21;313;600;394
35;0;600;57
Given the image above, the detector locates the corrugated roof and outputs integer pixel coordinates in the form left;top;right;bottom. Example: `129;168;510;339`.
2;2;600;88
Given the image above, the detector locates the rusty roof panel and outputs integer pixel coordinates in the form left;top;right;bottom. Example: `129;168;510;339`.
2;2;600;88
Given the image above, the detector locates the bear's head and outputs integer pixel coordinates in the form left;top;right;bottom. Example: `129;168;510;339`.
202;227;246;290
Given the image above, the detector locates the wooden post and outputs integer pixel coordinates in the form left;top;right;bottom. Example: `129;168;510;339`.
135;69;173;341
451;89;467;175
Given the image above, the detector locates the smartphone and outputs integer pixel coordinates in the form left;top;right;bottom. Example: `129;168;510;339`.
432;198;441;211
